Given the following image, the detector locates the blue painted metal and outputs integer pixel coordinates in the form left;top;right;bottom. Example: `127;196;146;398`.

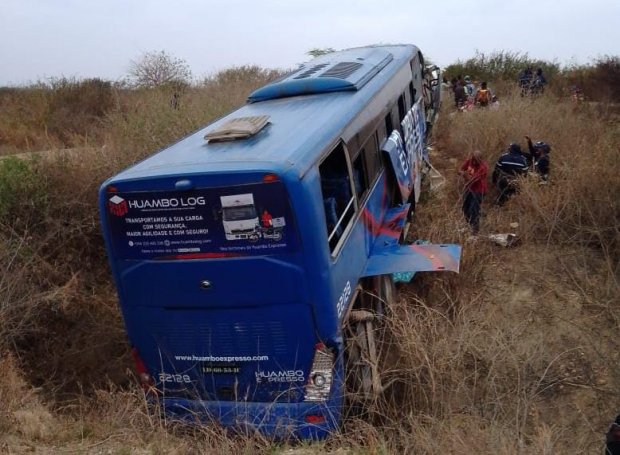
98;44;461;440
248;48;393;102
363;243;462;277
107;46;415;183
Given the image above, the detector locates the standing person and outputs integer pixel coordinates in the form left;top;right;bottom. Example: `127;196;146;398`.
492;143;529;205
525;136;551;181
441;76;452;107
475;81;492;107
464;75;476;102
458;150;488;235
518;67;533;96
454;77;466;108
531;68;547;95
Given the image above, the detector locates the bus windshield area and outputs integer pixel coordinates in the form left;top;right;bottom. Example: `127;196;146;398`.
223;205;257;221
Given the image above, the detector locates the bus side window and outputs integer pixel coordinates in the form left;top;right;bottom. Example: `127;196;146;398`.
391;106;400;135
377;120;387;145
363;133;380;187
409;81;417;104
352;150;368;201
319;142;356;252
398;93;406;122
384;113;393;136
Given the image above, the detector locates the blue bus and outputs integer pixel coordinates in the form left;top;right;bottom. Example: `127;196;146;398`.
99;44;460;439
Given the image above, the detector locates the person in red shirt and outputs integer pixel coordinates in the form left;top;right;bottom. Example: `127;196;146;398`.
458;150;488;235
261;209;273;228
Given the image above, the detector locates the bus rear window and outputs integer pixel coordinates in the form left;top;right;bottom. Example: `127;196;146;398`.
105;181;298;260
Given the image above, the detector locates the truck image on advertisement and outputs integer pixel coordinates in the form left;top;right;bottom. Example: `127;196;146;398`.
220;193;260;241
99;45;461;440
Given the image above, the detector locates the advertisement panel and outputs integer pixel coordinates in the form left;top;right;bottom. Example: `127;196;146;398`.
106;181;298;259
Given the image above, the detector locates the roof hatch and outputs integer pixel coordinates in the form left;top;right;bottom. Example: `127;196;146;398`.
204;115;270;143
248;48;394;103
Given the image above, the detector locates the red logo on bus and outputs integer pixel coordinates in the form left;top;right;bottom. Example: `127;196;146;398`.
108;195;128;217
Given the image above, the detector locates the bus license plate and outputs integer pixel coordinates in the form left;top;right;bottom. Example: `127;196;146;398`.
202;362;240;374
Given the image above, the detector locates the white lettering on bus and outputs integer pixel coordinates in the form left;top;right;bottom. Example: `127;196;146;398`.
255;370;305;383
337;280;352;318
127;196;206;210
159;373;192;383
174;354;269;362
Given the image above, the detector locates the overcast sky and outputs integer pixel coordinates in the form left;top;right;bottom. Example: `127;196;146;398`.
1;0;618;85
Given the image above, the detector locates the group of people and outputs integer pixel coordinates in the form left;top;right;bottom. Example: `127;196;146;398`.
458;137;552;235
518;67;547;96
443;75;498;110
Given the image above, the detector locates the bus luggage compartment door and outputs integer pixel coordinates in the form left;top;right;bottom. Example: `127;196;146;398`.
125;303;317;403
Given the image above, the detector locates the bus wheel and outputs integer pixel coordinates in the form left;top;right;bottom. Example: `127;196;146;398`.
345;275;395;402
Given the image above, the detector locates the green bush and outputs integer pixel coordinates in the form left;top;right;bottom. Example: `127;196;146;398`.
444;50;560;84
0;157;47;221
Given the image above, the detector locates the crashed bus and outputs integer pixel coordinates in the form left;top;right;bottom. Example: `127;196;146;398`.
99;44;460;439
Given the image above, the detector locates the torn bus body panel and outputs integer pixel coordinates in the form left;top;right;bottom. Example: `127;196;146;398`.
362;242;461;278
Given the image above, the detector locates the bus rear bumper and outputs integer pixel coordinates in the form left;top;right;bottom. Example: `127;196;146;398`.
161;397;341;439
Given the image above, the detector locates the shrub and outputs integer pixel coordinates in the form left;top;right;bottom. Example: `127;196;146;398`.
563;55;620;102
0;156;47;221
45;77;115;144
444;50;560;86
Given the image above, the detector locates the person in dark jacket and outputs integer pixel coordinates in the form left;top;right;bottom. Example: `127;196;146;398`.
518;67;533;96
454;77;466;108
458;150;488;235
524;136;551;181
606;414;620;455
492;143;529;205
531;68;547;95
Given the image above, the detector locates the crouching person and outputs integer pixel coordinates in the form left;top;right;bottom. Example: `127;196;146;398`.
492;143;529;205
525;135;551;182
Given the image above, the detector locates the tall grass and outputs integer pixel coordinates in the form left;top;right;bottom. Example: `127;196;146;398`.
0;78;115;153
563;56;620;101
0;66;618;453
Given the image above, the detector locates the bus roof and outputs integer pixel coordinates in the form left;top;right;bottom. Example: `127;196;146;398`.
110;44;418;183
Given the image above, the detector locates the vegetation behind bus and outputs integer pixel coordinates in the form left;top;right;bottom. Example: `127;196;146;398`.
0;56;619;452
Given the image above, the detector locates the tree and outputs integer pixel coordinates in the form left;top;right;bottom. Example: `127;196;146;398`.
306;48;336;58
127;50;192;88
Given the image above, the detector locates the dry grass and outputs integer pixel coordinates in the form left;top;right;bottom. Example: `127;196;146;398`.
0;72;618;453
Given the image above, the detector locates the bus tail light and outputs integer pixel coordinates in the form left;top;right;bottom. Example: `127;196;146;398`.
304;414;326;424
131;347;154;391
263;173;279;182
304;343;334;402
